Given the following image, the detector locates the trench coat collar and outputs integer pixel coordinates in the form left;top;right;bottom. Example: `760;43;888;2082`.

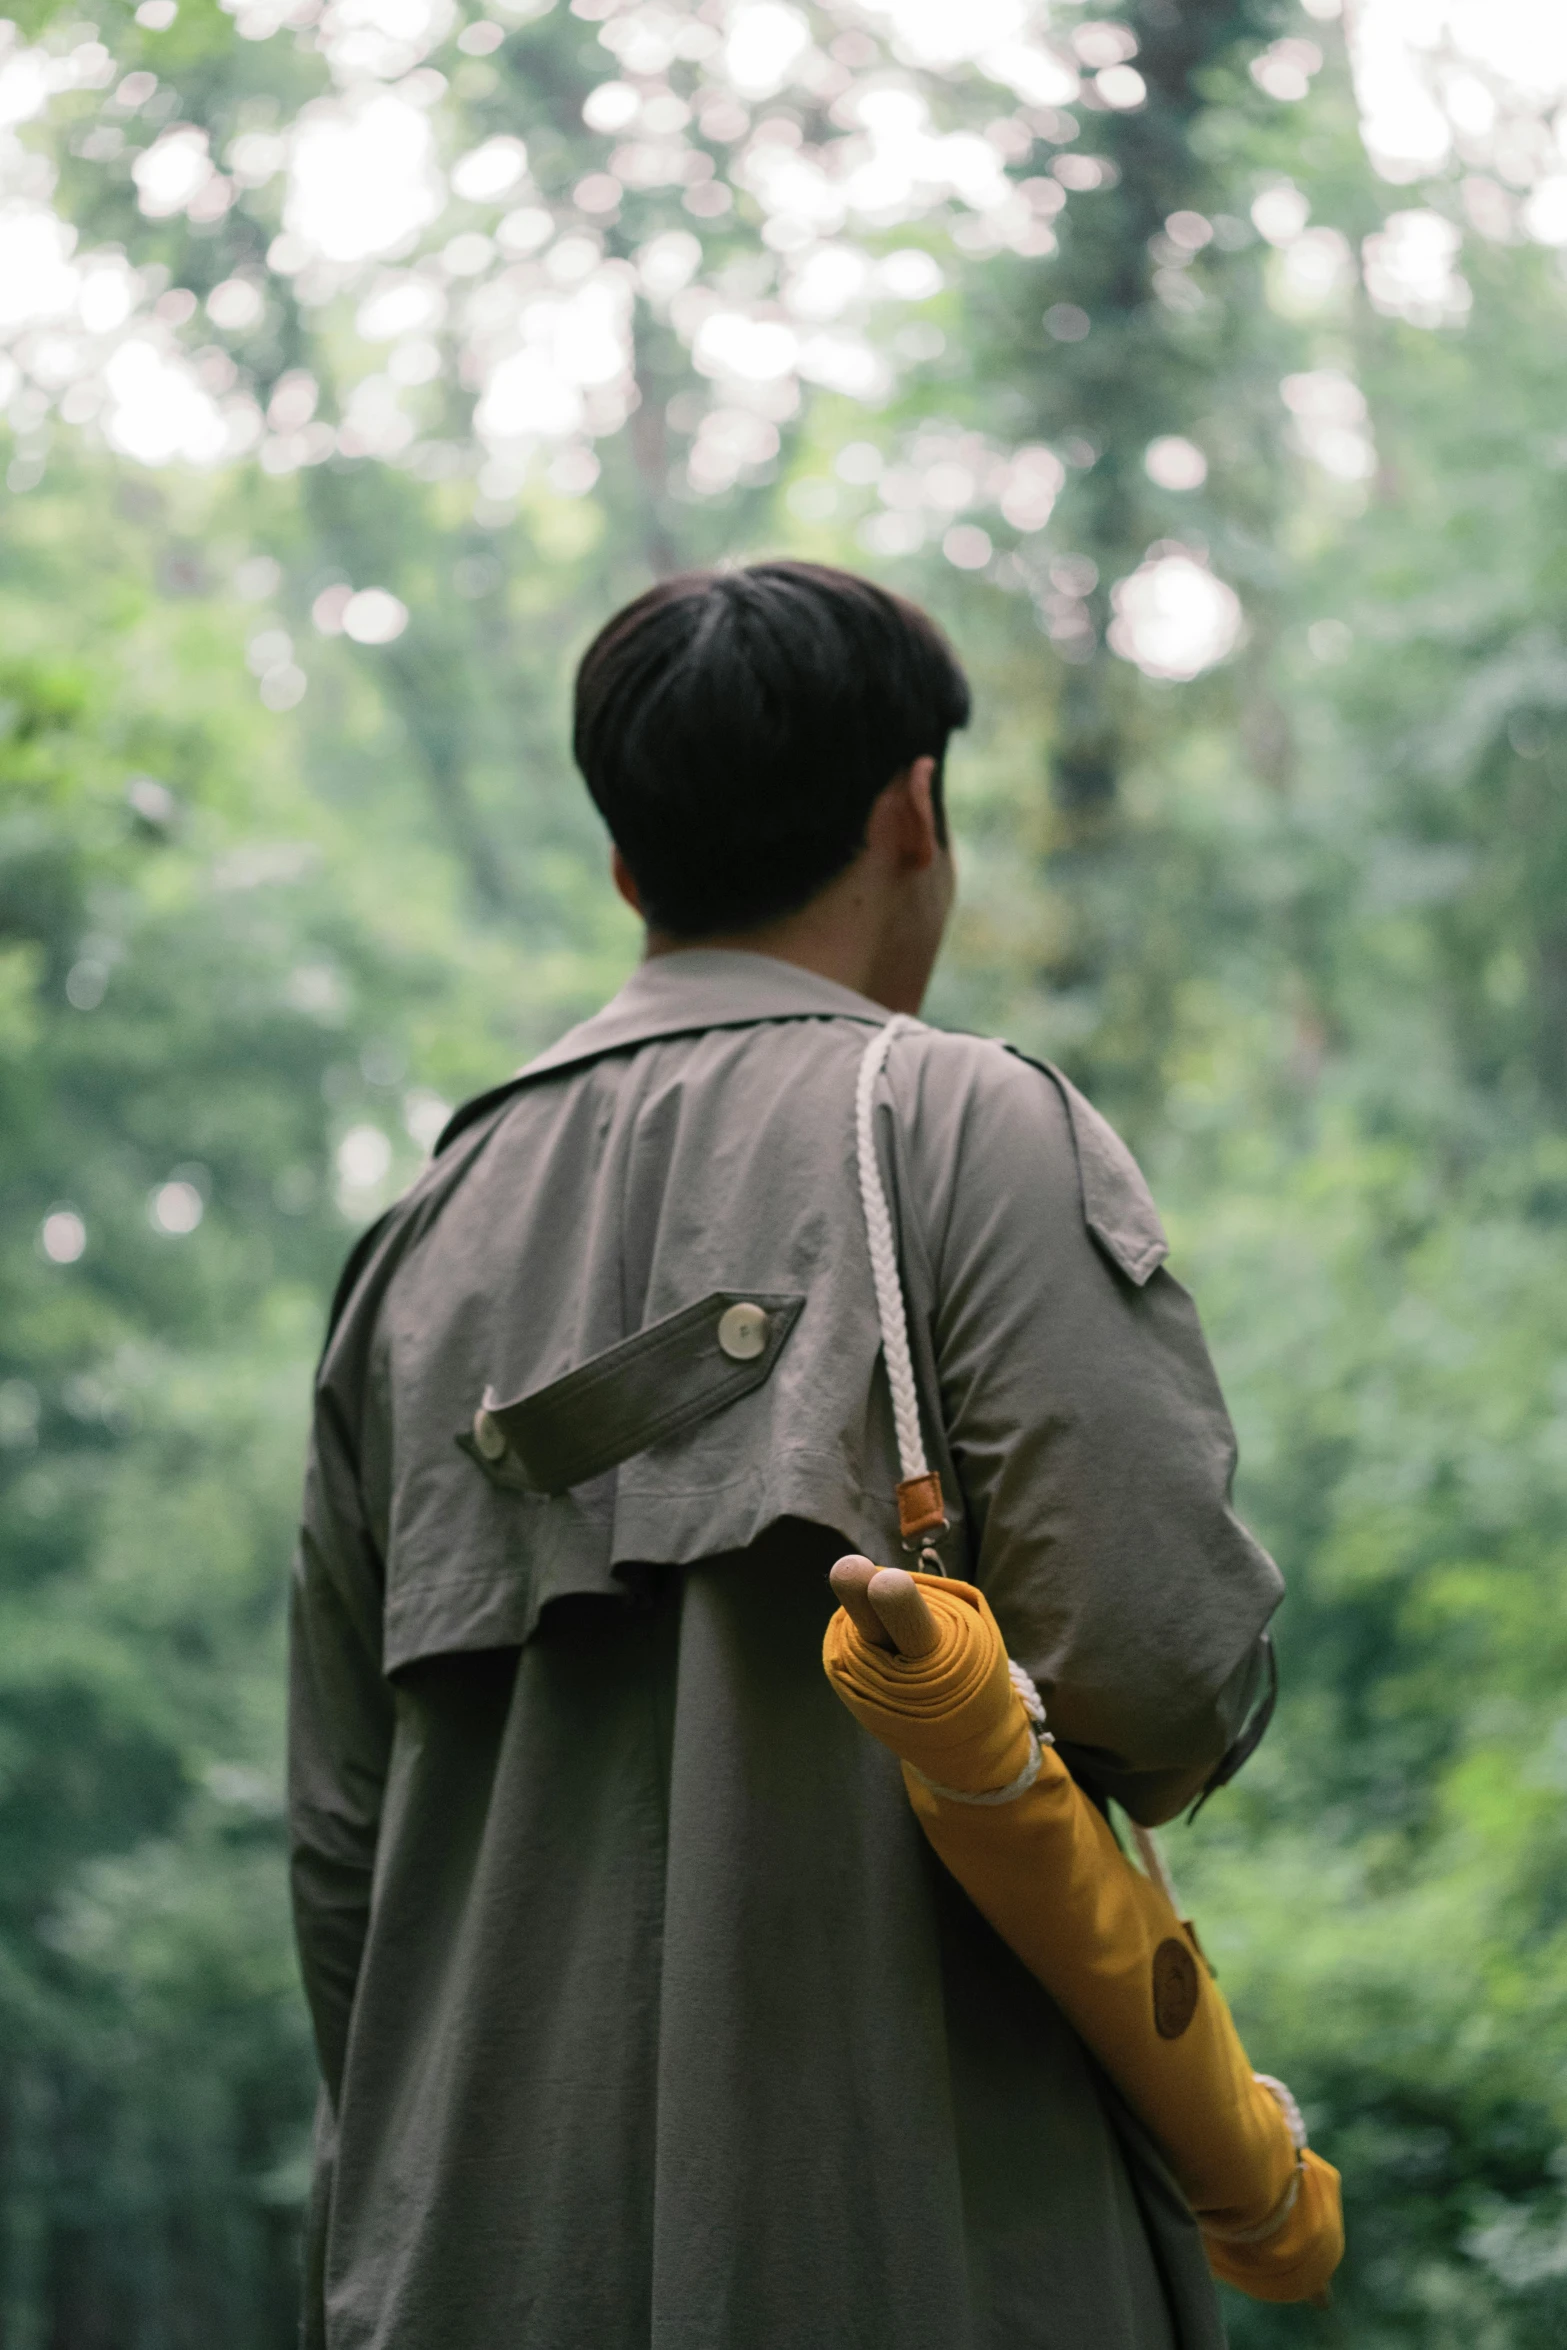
435;952;895;1157
517;951;894;1084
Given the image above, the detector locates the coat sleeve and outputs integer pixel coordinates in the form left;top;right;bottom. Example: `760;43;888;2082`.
288;1383;395;2109
904;1040;1282;1824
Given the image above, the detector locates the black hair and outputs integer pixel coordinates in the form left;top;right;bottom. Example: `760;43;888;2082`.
572;559;971;937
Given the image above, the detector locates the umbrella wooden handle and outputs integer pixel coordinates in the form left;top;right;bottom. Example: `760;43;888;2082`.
829;1556;942;1658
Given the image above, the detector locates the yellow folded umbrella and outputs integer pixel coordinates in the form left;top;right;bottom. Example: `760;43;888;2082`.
822;1571;1343;2306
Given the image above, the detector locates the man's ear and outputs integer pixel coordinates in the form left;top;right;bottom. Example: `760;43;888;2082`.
869;757;940;872
612;846;644;915
905;755;940;866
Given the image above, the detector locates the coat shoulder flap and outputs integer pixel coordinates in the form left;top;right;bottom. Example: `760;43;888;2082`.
1005;1050;1169;1287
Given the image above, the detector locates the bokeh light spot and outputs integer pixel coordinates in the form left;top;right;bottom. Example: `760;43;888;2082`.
66;961;109;1009
943;523;993;570
41;1210;87;1263
451;134;528;202
1145;436;1208;491
150;1179;204;1234
337;1124;393;1191
341;588;409;644
1109;551;1242;682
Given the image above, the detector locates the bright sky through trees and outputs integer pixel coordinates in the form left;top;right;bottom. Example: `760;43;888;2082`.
1;0;1563;681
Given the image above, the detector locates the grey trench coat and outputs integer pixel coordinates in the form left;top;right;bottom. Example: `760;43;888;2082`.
290;950;1283;2350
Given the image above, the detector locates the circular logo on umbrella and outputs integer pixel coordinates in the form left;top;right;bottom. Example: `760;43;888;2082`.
1152;1937;1201;2039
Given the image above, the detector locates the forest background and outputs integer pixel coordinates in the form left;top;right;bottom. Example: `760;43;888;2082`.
3;0;1567;2341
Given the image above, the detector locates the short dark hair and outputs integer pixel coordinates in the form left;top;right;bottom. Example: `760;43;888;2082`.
572;560;971;937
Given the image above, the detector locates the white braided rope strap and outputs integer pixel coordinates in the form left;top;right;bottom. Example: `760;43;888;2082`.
856;1024;1052;1790
855;1023;1203;2063
1199;2161;1304;2247
1254;2073;1309;2151
1198;2075;1311;2248
854;1016;929;1489
908;1728;1046;1807
1008;1657;1047;1728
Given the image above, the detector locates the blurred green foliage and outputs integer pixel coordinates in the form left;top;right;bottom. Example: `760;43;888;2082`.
4;1;1567;2343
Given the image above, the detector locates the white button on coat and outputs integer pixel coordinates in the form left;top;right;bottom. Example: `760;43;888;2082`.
472;1405;508;1460
716;1301;769;1361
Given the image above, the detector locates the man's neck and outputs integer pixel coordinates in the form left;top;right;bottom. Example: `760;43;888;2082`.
643;899;933;1015
643;923;876;1002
